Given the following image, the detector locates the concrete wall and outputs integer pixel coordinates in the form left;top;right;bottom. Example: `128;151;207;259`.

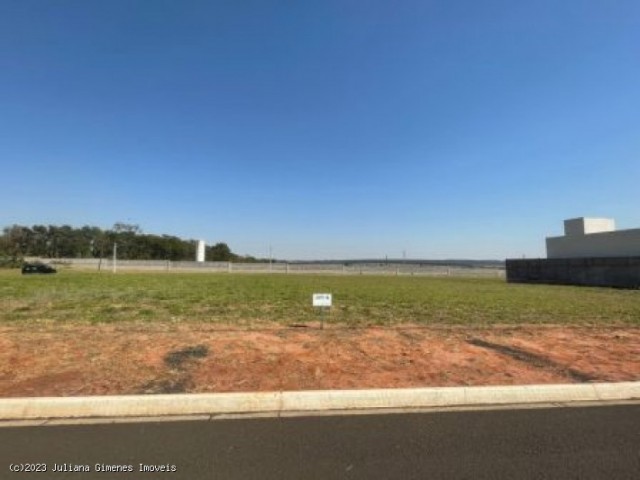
546;228;640;259
506;257;640;289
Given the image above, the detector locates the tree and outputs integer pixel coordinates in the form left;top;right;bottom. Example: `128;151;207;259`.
208;242;233;261
0;223;246;262
1;225;31;257
112;223;142;235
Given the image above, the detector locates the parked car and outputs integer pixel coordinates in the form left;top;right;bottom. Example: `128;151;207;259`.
21;262;57;274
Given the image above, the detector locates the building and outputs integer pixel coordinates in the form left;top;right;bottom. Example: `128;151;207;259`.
546;217;640;259
506;217;640;289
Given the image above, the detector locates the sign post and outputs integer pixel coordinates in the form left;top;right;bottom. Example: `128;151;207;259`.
312;293;332;330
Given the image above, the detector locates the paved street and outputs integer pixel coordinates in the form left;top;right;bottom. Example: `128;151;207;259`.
1;404;639;479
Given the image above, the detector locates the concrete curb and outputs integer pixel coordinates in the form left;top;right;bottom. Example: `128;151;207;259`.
1;382;639;421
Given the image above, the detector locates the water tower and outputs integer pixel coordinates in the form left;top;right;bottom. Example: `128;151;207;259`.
196;240;205;262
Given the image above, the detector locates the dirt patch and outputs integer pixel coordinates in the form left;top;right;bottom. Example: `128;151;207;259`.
467;338;597;382
0;324;638;397
138;378;191;395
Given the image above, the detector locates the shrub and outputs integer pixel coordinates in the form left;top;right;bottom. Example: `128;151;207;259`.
0;255;23;269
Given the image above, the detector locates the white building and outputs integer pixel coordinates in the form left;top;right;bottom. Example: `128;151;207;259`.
546;218;640;258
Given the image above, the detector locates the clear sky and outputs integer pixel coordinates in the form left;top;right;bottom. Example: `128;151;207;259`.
1;1;638;260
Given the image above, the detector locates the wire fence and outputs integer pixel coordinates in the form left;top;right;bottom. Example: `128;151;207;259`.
40;258;506;278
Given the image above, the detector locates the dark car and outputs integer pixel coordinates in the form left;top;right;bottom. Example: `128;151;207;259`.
21;262;57;274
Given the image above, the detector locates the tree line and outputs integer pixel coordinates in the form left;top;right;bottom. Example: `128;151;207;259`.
0;223;260;265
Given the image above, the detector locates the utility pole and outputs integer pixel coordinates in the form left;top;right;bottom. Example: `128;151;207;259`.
112;242;117;274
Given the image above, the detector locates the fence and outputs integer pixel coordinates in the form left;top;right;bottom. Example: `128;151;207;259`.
506;257;640;288
39;258;506;278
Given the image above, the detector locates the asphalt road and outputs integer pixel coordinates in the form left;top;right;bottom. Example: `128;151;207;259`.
1;404;639;480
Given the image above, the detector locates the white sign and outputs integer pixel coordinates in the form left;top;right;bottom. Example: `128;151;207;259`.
312;293;332;308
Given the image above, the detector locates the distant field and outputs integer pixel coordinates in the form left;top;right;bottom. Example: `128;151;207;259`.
0;270;638;326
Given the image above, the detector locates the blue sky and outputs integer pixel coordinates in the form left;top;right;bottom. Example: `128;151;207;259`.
1;1;638;260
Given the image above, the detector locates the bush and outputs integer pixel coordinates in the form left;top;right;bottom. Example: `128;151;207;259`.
0;256;23;269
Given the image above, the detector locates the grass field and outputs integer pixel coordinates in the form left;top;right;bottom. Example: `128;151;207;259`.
0;270;639;326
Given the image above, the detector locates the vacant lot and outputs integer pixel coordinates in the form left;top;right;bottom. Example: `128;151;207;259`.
1;270;639;326
1;271;638;397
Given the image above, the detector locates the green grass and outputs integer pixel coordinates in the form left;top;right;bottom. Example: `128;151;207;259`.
0;270;638;326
